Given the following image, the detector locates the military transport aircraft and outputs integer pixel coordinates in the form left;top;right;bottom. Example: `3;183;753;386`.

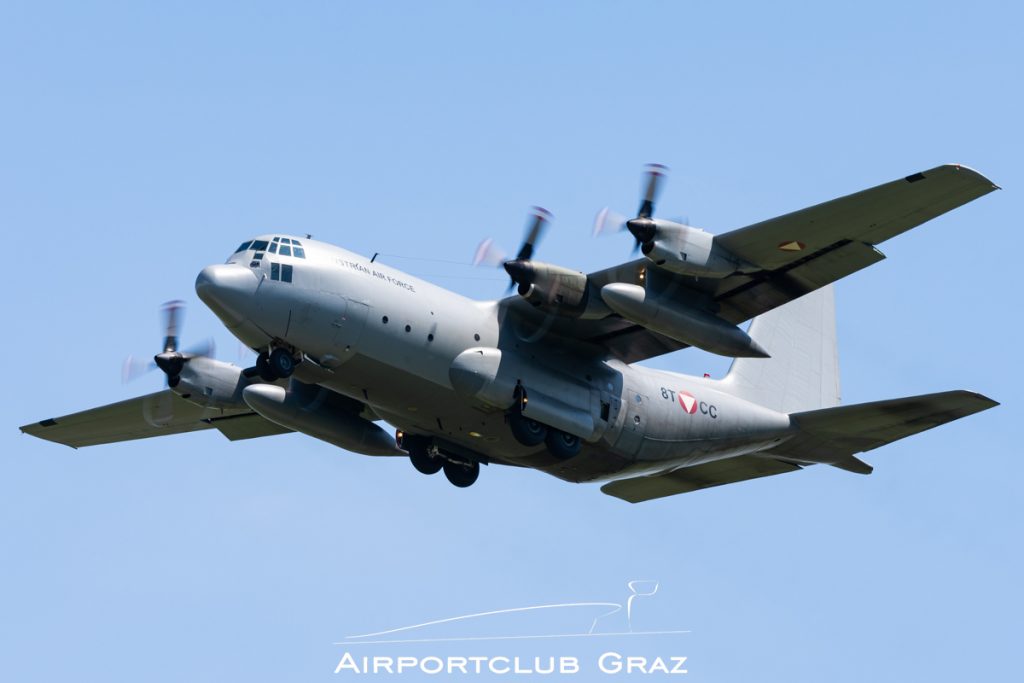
21;164;1000;502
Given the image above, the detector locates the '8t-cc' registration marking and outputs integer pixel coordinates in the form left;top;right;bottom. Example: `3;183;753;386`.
661;387;718;419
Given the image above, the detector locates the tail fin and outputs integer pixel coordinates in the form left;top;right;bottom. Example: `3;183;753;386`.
719;285;841;413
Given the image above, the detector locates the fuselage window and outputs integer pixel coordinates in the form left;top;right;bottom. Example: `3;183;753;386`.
253;252;264;261
251;239;269;251
269;262;294;283
235;241;252;253
279;245;292;256
268;242;278;254
293;247;305;259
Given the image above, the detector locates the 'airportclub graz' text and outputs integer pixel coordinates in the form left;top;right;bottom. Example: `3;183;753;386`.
334;652;688;675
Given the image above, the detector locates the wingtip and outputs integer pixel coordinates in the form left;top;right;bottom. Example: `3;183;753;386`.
959;389;1000;409
943;163;1000;190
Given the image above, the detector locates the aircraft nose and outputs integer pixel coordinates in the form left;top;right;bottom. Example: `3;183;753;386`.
195;264;259;325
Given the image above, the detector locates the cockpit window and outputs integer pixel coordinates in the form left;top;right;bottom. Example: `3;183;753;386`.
269;262;295;283
236;238;305;259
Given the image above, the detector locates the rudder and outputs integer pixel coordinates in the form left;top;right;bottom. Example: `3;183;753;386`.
719;285;841;413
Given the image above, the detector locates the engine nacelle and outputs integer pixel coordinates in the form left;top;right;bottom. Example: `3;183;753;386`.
600;283;769;358
640;220;740;278
506;260;610;319
242;381;400;456
172;356;250;410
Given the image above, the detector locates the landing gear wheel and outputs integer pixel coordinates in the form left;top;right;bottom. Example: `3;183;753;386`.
255;353;277;382
269;348;296;378
545;429;581;460
508;411;548;447
443;460;480;488
409;448;443;475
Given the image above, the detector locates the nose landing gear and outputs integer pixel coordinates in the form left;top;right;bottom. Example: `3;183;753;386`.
254;347;298;381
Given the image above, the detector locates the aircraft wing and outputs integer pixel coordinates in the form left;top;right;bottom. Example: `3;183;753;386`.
19;390;291;449
517;164;997;363
600;455;803;503
708;163;998;322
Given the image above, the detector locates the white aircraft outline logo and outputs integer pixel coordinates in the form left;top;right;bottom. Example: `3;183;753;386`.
335;580;689;645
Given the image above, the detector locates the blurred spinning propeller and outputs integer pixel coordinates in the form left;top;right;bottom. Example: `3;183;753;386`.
122;300;215;386
474;206;553;292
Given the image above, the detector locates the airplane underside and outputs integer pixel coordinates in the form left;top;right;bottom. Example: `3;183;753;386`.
20;163;1000;503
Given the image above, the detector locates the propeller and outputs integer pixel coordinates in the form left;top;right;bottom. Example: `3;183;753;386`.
593;163;669;252
122;300;215;387
474;206;552;292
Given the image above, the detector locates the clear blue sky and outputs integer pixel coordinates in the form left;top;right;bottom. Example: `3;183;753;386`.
2;1;1020;681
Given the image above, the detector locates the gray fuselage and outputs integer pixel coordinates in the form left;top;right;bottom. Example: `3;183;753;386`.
199;234;794;483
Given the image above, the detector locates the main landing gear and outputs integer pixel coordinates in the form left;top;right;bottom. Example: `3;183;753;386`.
255;348;297;382
399;432;481;488
507;390;582;460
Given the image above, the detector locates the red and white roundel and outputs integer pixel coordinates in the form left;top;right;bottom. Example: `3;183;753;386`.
678;391;698;414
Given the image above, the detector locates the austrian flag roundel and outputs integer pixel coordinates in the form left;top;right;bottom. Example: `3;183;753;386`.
678;391;698;414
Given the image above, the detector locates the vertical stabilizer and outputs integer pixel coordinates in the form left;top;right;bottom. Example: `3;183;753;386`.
719;286;840;413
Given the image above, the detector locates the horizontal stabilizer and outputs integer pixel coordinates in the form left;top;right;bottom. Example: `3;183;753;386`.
601;390;996;503
770;390;998;466
601;455;802;503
